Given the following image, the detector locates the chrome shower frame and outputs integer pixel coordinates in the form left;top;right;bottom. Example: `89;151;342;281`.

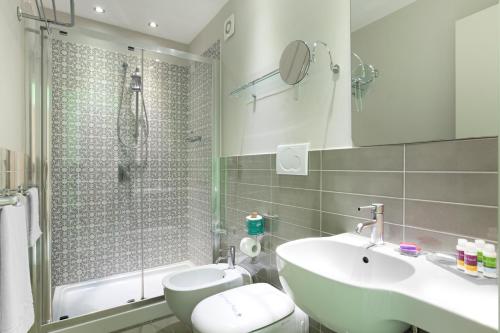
28;25;221;332
17;0;75;28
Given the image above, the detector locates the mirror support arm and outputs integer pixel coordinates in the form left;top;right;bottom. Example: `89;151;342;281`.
311;40;340;74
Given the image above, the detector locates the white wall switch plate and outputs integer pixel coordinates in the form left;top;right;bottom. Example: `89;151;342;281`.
276;143;309;175
224;14;235;41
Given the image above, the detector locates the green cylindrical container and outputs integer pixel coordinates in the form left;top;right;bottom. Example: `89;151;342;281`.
246;212;264;236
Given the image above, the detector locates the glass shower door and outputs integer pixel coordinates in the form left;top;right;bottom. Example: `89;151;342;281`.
44;27;219;324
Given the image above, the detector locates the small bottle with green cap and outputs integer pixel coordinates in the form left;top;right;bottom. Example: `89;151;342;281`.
475;239;485;273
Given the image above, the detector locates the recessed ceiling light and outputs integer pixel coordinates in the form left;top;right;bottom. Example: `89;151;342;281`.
94;6;105;13
148;21;159;28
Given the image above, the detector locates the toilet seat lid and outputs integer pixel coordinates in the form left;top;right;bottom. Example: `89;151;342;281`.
191;283;295;333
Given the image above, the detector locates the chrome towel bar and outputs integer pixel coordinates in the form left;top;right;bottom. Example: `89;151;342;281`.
0;194;22;208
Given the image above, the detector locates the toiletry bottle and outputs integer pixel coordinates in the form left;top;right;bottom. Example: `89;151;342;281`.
456;238;467;271
475;239;485;273
464;242;478;276
483;244;497;279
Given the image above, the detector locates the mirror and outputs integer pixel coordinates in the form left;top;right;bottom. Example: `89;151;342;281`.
279;40;311;85
351;0;499;146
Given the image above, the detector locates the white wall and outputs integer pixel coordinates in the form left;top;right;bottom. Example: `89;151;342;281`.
455;4;499;138
190;0;352;156
0;0;26;152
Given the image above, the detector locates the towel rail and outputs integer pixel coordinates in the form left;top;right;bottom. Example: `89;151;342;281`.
0;194;21;207
0;186;36;207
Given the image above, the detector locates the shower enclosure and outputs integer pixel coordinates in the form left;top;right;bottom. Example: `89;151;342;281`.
28;24;220;327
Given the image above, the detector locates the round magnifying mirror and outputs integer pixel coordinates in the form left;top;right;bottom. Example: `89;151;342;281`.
279;40;311;85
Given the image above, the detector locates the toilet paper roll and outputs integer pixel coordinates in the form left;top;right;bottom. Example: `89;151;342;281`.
240;237;261;257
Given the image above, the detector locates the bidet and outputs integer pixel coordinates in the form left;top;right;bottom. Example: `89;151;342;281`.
161;263;251;327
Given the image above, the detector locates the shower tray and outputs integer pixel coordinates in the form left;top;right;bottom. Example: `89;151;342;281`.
52;261;195;322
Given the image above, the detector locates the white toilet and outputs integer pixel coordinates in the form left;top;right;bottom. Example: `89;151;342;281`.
191;283;309;333
162;264;252;327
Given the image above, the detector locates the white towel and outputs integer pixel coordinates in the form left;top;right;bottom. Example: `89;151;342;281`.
26;188;42;247
0;204;35;333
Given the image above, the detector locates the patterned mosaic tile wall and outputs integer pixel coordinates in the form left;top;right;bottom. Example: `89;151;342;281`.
186;41;220;265
50;38;211;286
221;138;498;292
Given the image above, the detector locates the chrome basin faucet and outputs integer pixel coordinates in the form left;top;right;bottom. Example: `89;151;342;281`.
355;203;384;245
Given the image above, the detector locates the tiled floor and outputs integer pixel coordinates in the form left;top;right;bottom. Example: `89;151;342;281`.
117;317;190;333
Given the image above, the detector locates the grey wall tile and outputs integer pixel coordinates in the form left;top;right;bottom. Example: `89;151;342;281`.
321;212;403;244
405;173;497;206
272;203;321;230
322;145;403;171
226;169;272;186
221;156;238;170
322;171;403;197
404;227;462;253
272;187;320;210
237;196;272;215
406;138;498;171
269;235;288;252
321;192;403;224
270;219;321;241
224;182;271;202
321;212;367;235
238;154;271;169
272;171;321;190
405;200;497;241
221;136;498;288
308;151;321;171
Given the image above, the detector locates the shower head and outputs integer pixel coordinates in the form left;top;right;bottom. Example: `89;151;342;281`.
130;67;142;92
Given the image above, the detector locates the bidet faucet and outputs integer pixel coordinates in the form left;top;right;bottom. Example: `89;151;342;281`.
228;245;236;269
355;203;384;245
215;245;236;269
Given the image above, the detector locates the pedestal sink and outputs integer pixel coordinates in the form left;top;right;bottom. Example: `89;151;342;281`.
276;233;498;333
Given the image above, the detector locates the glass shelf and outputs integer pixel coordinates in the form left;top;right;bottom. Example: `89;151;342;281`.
229;69;302;103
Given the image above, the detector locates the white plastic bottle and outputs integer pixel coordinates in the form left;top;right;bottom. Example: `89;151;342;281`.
456;238;467;271
464;242;478;276
483;244;497;279
475;239;485;273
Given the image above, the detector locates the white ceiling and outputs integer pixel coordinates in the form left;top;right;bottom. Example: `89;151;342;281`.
46;0;229;44
351;0;417;31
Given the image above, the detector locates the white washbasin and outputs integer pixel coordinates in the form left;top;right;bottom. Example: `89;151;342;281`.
276;233;498;333
162;264;251;327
